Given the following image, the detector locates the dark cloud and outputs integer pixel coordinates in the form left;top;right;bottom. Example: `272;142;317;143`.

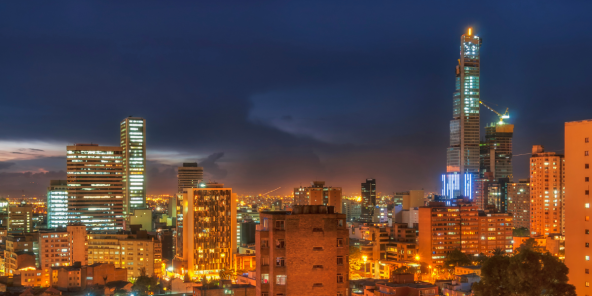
201;153;228;181
29;148;44;152
0;2;591;196
0;171;66;197
0;162;16;170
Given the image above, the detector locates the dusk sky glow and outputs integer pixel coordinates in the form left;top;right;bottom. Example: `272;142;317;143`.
1;1;592;197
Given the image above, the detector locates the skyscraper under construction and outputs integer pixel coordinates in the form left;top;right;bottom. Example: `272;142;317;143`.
443;28;482;199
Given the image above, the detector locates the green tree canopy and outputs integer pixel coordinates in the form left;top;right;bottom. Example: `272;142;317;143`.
473;248;575;296
513;227;530;237
349;246;363;271
444;248;472;268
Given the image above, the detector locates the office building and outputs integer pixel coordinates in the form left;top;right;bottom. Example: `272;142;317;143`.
87;233;162;279
240;221;256;247
507;179;530;230
487;177;509;213
480;123;514;180
473;172;494;210
293;181;342;213
178;162;204;193
120;117;146;214
47;180;68;229
529;145;565;236
66;144;124;230
564;119;592;295
418;198;513;265
341;199;361;222
8;204;33;232
399;190;424;210
256;205;349;296
444;28;482;199
182;183;237;279
361;179;376;221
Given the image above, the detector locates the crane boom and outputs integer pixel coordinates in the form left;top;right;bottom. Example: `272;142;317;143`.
260;187;281;196
479;100;509;123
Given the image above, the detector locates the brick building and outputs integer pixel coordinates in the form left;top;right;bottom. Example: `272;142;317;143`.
256;205;349;296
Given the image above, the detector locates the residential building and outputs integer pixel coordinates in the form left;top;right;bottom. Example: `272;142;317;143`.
50;264;86;292
342;199;361;222
47;180;68;229
120;117;146;214
85;263;127;286
66;144;124;230
444;28;482;199
129;209;153;231
530;145;565;236
361;179;377;221
442;273;481;296
418;198;513;266
385;241;417;261
4;233;38;276
373;281;438;296
564;119;592;295
400;190;424;210
256;205;349;296
177;162;204;193
293;181;342;213
507;179;530;230
181;183;237;279
193;284;255;296
8;204;33;232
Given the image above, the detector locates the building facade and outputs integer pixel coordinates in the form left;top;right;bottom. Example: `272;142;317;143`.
8;205;33;232
67;144;124;230
182;183;237;279
120;117;146;214
47;180;68;229
530;145;565;236
293;181;342;213
444;28;482;199
361;179;377;221
480;123;514;180
256;205;349;296
177;162;204;193
507;179;530;230
564;119;592;295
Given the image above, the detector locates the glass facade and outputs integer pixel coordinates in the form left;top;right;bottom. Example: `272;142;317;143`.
47;180;68;229
120;117;146;213
445;29;482;198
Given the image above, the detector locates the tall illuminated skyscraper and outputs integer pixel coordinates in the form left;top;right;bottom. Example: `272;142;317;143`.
361;178;376;221
443;28;482;199
47;180;68;229
177;162;204;193
120;117;146;214
66;144;124;230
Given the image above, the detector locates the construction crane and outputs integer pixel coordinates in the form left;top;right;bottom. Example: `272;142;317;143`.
479;100;509;124
260;187;281;196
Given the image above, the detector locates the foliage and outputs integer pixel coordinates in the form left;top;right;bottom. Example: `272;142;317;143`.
473;248;576;296
132;275;160;296
349;246;363;271
218;268;237;281
113;288;128;296
392;265;417;274
472;253;488;265
443;248;472;269
492;247;506;256
516;238;539;253
513;227;530;237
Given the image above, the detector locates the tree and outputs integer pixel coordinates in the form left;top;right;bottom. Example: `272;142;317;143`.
218;268;235;281
516;238;539;253
492;247;505;256
349;246;363;272
132;274;160;296
513;227;530;237
472;253;488;265
473;248;576;296
443;248;472;268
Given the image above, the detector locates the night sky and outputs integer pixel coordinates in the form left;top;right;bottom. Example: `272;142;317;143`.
1;1;591;197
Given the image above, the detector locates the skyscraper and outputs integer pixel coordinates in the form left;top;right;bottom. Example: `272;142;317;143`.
480;123;514;180
47;180;68;229
66;144;124;230
120;117;146;214
564;119;592;295
177;162;204;193
529;145;565;237
361;178;376;221
507;179;530;230
444;28;482;199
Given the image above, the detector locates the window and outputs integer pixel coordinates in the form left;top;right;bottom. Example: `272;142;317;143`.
587;138;590;143
337;293;344;296
337;274;344;283
337;238;344;248
275;220;285;230
275;239;285;249
586;243;590;248
261;274;269;284
312;247;324;251
337;256;344;265
276;275;286;285
312;283;323;287
313;228;324;232
276;257;285;267
262;257;269;266
262;218;269;230
587;190;590;196
587;269;590;274
587;164;590;169
261;239;269;248
338;219;344;227
587;203;590;209
587;177;590;182
587;230;590;234
586;256;590;261
587;281;590;287
313;265;323;269
586;216;589;222
261;293;269;296
587;151;590;156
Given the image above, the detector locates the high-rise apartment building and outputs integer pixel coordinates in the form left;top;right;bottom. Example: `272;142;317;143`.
474;172;494;210
177;162;204;193
361;179;377;221
66;144;124;230
341;199;361;222
529;145;565;236
507;179;530;230
293;181;342;213
47;180;68;229
444;28;482;199
37;226;88;286
8;204;32;232
256;205;349;296
480;123;514;180
182;183;237;279
564;119;592;295
418;198;513;265
120;117;146;213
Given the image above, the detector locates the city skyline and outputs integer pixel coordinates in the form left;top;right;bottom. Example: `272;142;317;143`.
1;2;592;197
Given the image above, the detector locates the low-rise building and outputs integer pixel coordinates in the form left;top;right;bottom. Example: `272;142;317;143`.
373;282;438;296
454;265;481;277
441;273;481;296
193;283;255;296
51;265;86;292
86;263;127;286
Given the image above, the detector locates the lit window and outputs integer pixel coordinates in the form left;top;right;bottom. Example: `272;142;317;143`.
586;203;590;209
586;256;590;261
